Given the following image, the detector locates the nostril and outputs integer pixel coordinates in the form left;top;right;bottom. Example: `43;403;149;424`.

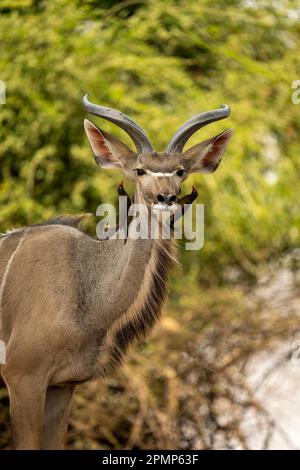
166;195;177;205
157;194;177;205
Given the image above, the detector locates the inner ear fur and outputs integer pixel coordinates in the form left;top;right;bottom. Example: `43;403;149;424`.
183;128;233;174
84;119;134;169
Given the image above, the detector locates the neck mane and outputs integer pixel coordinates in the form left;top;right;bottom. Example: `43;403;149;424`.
100;236;178;375
101;187;179;371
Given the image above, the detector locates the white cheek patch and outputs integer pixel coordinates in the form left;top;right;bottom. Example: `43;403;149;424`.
148;171;174;177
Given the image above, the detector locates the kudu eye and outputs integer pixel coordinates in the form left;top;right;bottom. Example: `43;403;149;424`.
176;169;185;177
136;168;146;176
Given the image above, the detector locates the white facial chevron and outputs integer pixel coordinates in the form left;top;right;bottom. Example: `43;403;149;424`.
148;171;174;177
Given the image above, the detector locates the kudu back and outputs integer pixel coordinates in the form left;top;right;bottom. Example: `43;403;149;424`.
0;97;232;449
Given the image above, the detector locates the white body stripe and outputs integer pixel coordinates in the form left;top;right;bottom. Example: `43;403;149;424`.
0;231;27;308
0;228;22;237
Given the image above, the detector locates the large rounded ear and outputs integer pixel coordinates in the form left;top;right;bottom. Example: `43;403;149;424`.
84;119;134;169
182;128;233;174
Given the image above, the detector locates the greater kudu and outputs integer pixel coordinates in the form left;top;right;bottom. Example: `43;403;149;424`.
0;96;232;449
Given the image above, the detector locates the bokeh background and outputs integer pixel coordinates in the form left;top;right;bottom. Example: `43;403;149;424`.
1;0;300;449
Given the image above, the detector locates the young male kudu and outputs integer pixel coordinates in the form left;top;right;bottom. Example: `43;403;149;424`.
0;96;233;449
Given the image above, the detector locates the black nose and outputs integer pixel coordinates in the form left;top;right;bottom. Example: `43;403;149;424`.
157;194;177;205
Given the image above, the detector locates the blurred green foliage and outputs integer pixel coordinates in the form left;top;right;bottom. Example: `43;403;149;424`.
1;0;300;451
0;0;300;281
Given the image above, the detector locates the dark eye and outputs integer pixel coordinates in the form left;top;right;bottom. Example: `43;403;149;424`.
176;169;185;177
136;168;146;176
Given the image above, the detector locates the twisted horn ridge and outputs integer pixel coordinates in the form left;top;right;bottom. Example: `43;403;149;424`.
167;104;231;154
83;95;154;153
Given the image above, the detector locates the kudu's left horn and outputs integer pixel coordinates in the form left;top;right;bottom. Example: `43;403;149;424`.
167;104;231;154
83;95;154;153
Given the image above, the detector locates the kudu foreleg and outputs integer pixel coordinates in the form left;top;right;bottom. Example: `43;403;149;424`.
43;385;75;449
2;370;46;449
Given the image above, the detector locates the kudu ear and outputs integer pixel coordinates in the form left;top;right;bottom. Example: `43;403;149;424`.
182;128;233;174
84;119;134;169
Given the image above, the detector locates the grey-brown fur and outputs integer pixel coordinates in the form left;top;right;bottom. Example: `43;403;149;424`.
0;99;232;449
0;219;177;449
